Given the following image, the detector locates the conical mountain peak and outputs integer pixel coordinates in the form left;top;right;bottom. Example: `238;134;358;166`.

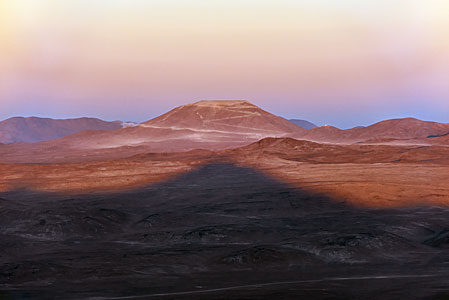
142;100;304;136
192;100;252;106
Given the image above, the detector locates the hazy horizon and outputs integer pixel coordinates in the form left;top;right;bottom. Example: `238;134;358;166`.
1;98;448;130
1;0;448;128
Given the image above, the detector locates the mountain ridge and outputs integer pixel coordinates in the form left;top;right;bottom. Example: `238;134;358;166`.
0;116;123;144
0;102;448;163
295;117;449;143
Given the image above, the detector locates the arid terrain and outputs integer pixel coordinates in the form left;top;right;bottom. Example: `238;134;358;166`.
1;101;449;299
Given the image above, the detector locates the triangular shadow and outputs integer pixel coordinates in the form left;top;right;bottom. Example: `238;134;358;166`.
1;162;449;299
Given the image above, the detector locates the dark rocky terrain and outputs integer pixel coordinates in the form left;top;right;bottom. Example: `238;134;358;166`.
1;156;449;299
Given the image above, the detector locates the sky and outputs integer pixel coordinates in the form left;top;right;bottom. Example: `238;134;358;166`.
1;0;448;128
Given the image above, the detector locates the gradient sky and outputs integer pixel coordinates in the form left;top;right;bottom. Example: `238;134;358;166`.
1;0;448;128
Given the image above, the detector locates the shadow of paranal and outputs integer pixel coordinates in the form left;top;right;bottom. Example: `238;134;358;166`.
1;162;449;300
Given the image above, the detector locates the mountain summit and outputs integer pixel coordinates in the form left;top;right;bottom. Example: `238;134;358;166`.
142;100;304;138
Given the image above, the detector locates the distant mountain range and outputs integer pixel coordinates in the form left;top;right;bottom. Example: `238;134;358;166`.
294;118;449;144
288;119;317;129
0;117;122;144
0;100;448;163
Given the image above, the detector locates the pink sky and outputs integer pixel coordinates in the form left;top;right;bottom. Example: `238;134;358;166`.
1;0;448;128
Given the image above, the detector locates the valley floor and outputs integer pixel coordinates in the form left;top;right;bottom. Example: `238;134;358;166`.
1;143;449;299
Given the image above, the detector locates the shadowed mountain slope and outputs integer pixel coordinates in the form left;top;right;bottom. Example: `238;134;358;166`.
0;116;122;144
289;119;318;129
